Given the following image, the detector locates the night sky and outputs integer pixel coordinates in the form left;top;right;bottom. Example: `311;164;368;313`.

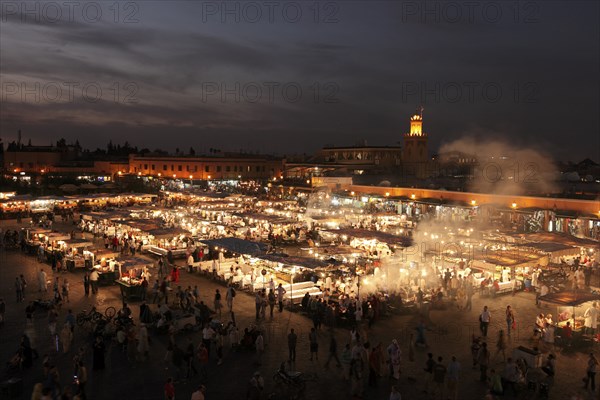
1;1;598;161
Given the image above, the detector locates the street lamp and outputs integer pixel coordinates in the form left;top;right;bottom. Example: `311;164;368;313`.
290;267;296;311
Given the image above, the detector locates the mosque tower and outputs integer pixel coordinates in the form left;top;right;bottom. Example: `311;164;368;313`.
403;106;429;178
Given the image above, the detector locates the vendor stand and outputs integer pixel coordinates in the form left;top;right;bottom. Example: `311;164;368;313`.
539;290;600;347
23;228;51;254
61;239;94;271
91;258;120;286
116;257;153;301
145;227;190;258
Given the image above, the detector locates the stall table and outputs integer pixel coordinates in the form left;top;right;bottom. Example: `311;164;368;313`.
116;279;146;301
98;271;118;286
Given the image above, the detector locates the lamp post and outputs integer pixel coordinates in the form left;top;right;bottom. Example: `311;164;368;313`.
290;267;296;311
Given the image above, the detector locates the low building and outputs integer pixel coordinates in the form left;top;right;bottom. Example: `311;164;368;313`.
128;154;285;180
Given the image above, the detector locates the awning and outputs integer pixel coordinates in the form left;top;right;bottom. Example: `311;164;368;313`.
63;239;93;248
256;254;331;269
233;212;292;224
417;197;443;205
200;238;268;256
554;209;578;218
538;291;600;307
147;228;189;238
325;228;412;247
118;257;153;269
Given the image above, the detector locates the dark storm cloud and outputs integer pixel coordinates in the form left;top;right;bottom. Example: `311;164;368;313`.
0;0;598;161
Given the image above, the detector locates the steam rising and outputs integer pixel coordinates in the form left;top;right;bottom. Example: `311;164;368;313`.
438;137;558;195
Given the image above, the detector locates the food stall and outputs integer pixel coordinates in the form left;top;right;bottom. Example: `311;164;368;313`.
61;239;94;271
36;232;72;262
199;237;268;280
91;257;120;286
255;254;326;301
116;257;153;301
539;290;600;345
23;228;51;254
144;227;190;258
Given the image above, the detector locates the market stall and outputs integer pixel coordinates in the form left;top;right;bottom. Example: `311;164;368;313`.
539;290;600;346
91;257;120;286
61;239;94;271
23;228;51;254
144;227;191;258
116;257;153;301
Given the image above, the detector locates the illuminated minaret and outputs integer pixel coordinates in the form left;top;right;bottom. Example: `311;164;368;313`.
403;106;429;177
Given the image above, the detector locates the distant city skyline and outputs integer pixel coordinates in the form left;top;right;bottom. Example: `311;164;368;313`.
1;1;598;161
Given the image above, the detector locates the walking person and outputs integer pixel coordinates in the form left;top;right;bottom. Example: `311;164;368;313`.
226;284;235;312
446;355;461;400
277;283;286;312
19;274;27;299
15;277;24;303
494;330;507;362
92;336;106;370
387;339;402;380
423;352;436;395
341;343;352;380
288;329;297;362
255;331;264;366
164;377;175;400
465;281;473;311
584;302;599;335
24;301;33;325
76;360;88;399
389;385;402;400
48;307;58;336
505;305;515;337
350;355;365;398
140;277;148;301
159;278;168;305
214;289;222;319
254;292;262;320
477;342;490;382
432;356;447;400
324;333;342;369
38;269;48;292
202;324;215;357
83;272;90;296
196;343;209;380
502;358;520;396
259;289;267;319
480;306;491;338
267;289;276;318
62;278;70;303
90;269;99;295
137;324;150;362
151;280;160;304
309;327;319;361
368;342;382;386
585;353;598;391
184;338;198;378
60;324;73;353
